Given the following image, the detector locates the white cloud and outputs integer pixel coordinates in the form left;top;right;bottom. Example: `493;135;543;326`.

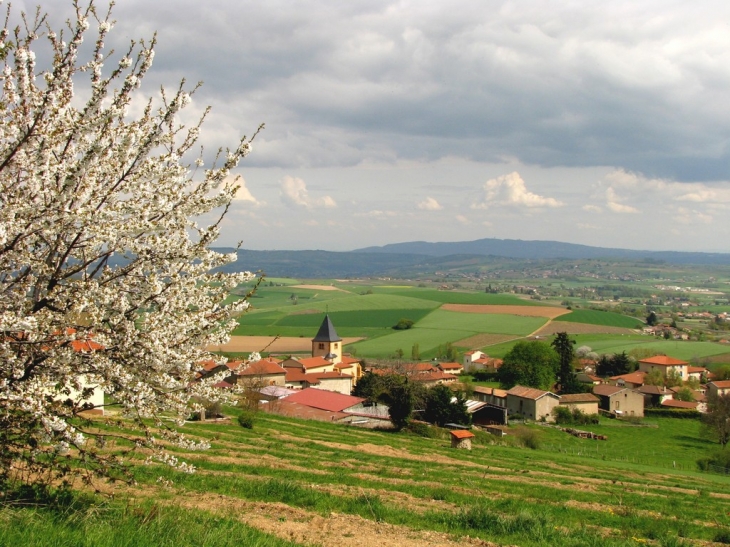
605;187;639;214
455;214;470;224
280;176;337;209
472;172;563;210
582;204;602;213
673;207;713;225
417;197;443;211
231;176;262;206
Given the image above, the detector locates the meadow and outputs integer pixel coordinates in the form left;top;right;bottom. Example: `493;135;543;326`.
5;411;730;547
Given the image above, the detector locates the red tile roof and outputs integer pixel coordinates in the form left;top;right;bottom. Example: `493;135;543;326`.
661;399;698;409
284;388;365;412
687;366;707;374
610;371;646;385
294;356;333;370
473;386;507;398
438;362;463;370
559;393;599;404
410;371;456;382
506;385;555;400
710;380;730;389
639;355;689;367
239;361;287;376
70;339;104;352
593;384;625;397
450;430;475;439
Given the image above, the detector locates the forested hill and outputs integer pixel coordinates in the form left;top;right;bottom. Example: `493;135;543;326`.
355;238;730;265
210;238;730;278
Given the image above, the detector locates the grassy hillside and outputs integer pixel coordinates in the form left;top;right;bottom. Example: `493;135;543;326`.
5;411;730;547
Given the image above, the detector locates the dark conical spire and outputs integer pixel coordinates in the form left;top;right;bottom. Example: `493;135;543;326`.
312;314;341;342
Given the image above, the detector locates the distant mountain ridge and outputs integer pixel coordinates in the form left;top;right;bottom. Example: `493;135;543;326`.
209;238;730;278
355;238;730;265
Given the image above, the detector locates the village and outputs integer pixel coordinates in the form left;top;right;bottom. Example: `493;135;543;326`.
190;314;727;450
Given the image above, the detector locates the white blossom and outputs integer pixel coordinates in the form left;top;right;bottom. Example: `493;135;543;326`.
0;2;263;486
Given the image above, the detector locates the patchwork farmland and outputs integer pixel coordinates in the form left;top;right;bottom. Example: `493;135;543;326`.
225;281;730;362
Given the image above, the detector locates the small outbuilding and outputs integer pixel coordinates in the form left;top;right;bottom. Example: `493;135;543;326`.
450;429;475;450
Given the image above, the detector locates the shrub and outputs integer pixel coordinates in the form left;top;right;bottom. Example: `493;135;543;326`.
237;412;255;429
393;318;414;330
645;408;700;419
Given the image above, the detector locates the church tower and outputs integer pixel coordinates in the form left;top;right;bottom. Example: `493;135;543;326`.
311;314;342;364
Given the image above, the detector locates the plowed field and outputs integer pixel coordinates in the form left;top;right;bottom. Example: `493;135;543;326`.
442;304;569;318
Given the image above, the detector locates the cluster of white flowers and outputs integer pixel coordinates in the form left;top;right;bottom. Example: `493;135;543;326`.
0;2;262;485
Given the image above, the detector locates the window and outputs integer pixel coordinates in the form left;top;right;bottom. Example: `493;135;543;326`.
318;343;324;350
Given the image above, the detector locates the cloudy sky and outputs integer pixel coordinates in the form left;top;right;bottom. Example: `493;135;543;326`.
35;1;730;252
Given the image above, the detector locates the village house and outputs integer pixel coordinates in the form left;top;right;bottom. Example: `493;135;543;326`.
505;385;560;422
593;385;644;417
637;384;673;408
707;380;730;399
610;371;646;389
463;350;502;374
637;355;689;382
438;362;464;375
558;393;600;415
234;358;287;387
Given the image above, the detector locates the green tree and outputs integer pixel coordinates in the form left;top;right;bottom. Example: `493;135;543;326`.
379;376;415;430
551;332;581;394
702;393;730;448
596;352;633;377
498;341;559;390
675;386;695;402
411;343;421;361
646;311;658;326
393;318;414;330
423;385;471;427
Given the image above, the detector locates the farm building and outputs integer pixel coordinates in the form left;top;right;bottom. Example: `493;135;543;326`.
593;385;644;417
472;386;507;407
506;385;560;422
558;393;600;415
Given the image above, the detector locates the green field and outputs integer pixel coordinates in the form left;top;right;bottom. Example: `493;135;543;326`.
7;411;730;547
380;288;545;306
349;310;546;358
554;309;644;329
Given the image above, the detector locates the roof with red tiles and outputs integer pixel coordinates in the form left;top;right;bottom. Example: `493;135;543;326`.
506;385;557;400
239;361;287;376
661;399;698;409
473;386;508;398
284;388;365;412
450;429;475;439
593;384;626;397
687;366;707;374
409;371;457;382
438;362;463;370
610;371;647;385
639;355;689;367
559;393;599;404
709;380;730;389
